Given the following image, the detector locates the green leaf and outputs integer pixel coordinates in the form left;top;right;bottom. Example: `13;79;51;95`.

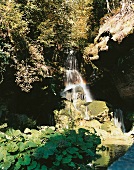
27;161;37;170
0;153;4;161
23;155;31;165
14;162;21;170
42;144;57;159
43;152;49;159
78;154;83;159
62;155;72;164
24;128;31;134
25;141;37;148
43;128;55;135
53;161;60;166
66;147;78;154
18;142;25;152
68;162;76;168
34;163;41;170
56;155;63;161
18;155;31;166
13;130;21;136
6;142;18;152
86;149;95;157
77;137;83;143
18;158;24;165
85;142;93;148
41;165;47;170
6;155;15;163
62;150;67;155
0;161;11;170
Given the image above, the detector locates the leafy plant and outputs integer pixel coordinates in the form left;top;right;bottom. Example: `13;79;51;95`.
0;126;101;170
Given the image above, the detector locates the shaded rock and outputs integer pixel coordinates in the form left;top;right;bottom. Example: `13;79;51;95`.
83;2;134;101
112;48;134;99
101;121;115;132
88;100;112;123
54;99;133;144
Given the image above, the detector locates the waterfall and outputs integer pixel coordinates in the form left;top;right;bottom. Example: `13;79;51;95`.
114;109;126;133
61;49;93;120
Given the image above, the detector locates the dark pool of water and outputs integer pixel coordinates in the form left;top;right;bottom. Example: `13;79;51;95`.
94;144;130;170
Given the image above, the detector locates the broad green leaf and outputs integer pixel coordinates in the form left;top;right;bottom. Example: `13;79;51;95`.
86;149;95;157
1;161;11;170
56;155;63;161
6;142;18;152
42;145;57;159
62;155;72;164
78;154;83;159
53;161;60;166
77;137;83;143
30;130;39;135
23;155;31;165
32;138;41;145
18;155;31;166
34;163;41;170
43;152;49;159
18;158;24;165
0;153;3;161
0;133;5;138
18;142;25;152
14;162;21;170
42;128;55;135
24;128;31;134
66;147;78;154
85;142;93;148
25;141;37;148
62;150;67;155
13;130;21;136
6;155;15;163
68;162;76;168
41;165;47;170
27;161;37;170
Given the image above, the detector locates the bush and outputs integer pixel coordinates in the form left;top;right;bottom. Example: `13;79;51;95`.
0;127;101;170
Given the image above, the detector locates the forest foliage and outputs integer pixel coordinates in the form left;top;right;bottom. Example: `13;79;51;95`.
0;126;101;170
0;0;122;92
0;1;133;169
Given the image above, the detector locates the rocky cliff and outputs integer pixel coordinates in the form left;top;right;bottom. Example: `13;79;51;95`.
83;2;134;100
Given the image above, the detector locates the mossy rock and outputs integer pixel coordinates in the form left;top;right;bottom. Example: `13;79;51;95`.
88;100;109;116
101;121;115;133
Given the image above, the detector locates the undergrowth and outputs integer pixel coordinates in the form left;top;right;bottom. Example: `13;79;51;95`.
0;126;101;170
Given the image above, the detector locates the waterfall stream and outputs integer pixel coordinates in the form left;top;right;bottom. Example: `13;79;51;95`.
114;109;126;133
61;49;93;120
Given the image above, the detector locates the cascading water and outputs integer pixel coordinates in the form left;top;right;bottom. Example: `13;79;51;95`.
114;109;126;133
61;49;93;120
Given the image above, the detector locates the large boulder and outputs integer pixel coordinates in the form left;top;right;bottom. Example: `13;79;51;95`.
54;100;133;144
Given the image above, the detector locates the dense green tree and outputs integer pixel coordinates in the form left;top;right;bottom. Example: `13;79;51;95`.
0;0;124;92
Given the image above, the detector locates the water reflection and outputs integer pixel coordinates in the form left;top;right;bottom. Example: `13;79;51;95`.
94;144;130;170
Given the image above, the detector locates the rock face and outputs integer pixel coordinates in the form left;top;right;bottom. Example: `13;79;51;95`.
111;47;134;100
83;2;134;100
54;100;133;145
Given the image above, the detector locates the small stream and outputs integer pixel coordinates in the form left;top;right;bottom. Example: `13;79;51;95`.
94;144;130;170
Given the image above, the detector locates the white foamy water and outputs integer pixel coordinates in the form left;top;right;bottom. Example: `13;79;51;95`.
64;69;93;103
61;49;93;119
114;109;126;133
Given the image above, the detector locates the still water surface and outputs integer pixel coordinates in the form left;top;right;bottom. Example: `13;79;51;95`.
94;144;130;170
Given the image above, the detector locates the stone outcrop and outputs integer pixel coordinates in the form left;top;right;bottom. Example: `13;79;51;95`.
83;2;134;100
83;2;134;62
54;100;133;145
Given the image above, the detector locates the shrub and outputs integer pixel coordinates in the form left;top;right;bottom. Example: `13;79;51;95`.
0;126;101;170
